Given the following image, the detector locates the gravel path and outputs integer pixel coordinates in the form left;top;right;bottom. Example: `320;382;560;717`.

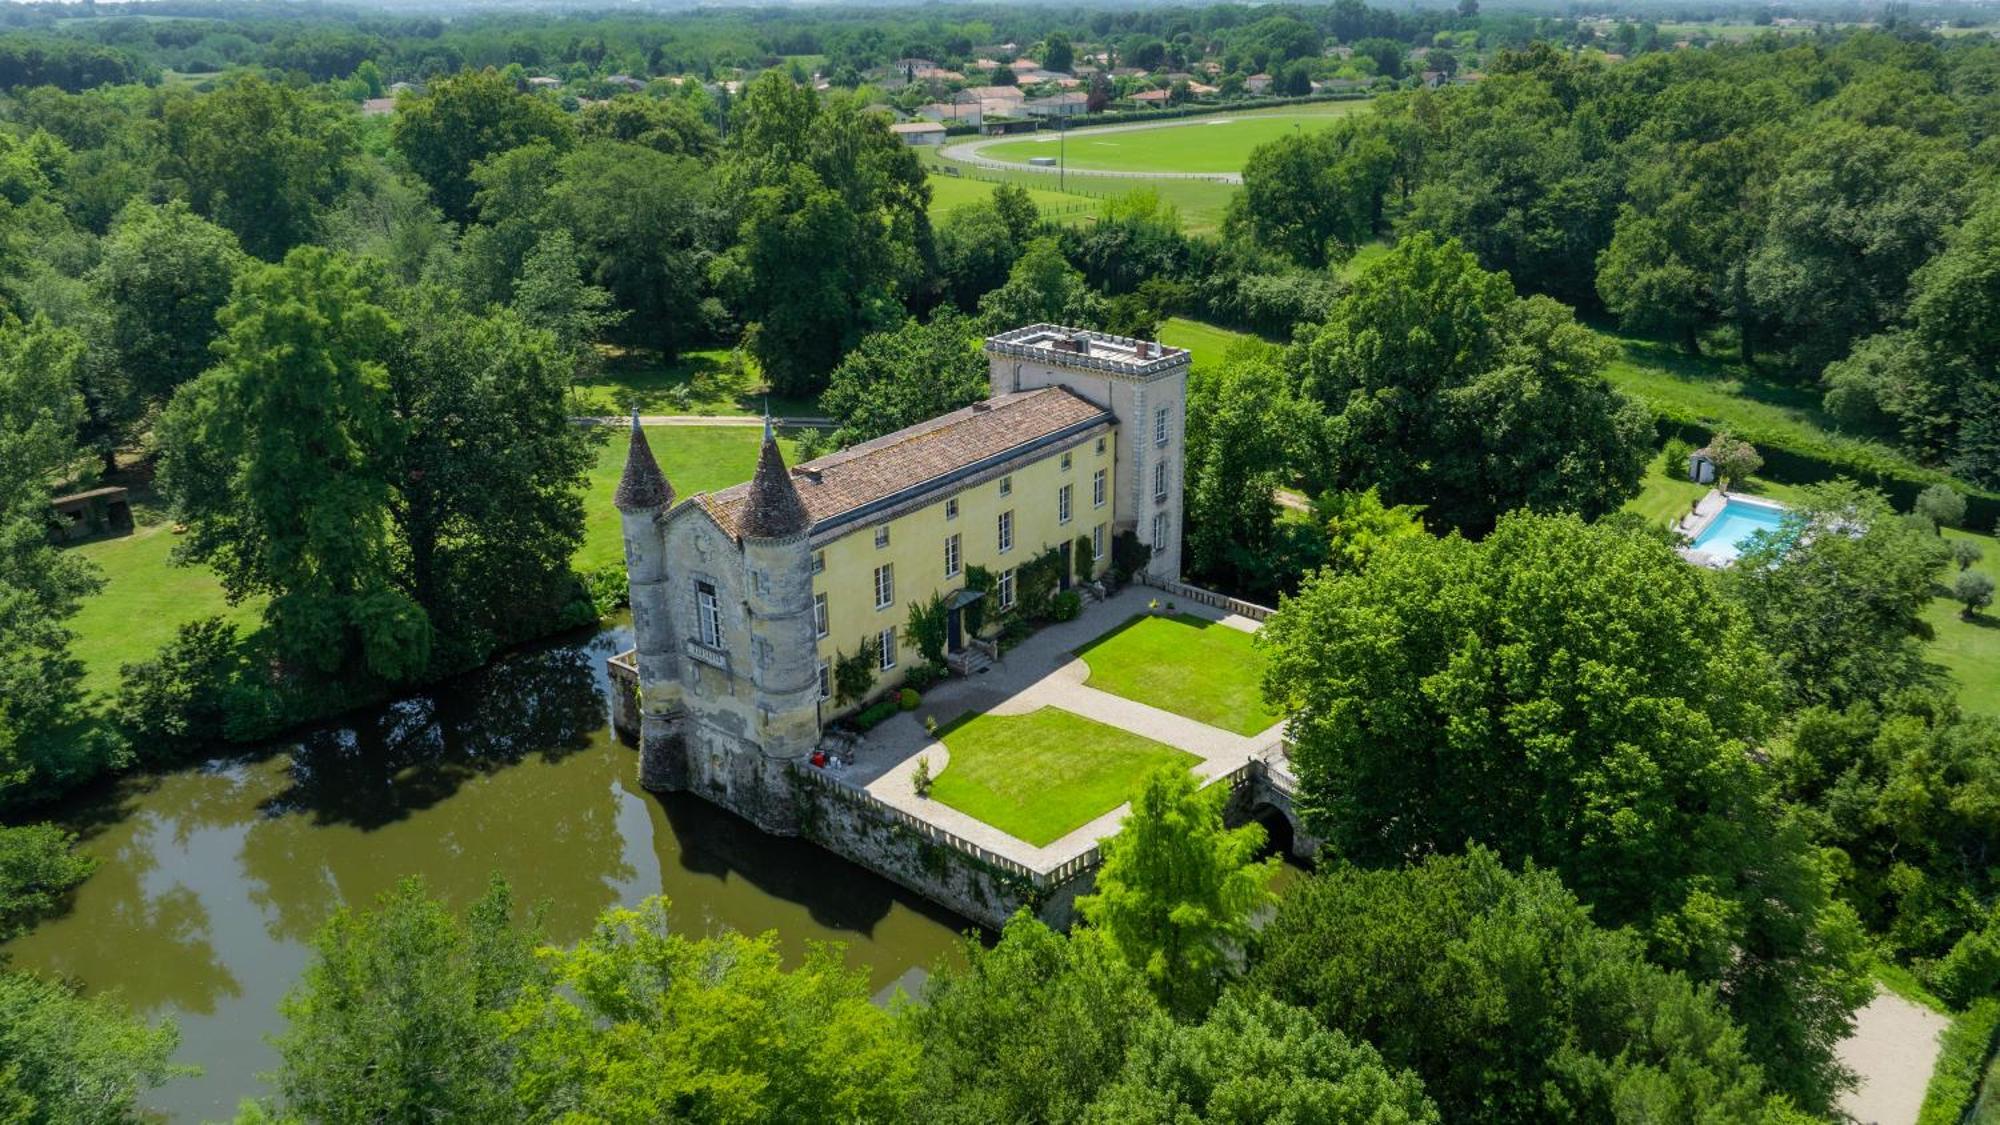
940;115;1254;183
1837;989;1950;1125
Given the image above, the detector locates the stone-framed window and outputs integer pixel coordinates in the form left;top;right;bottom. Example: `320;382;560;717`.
877;626;897;671
944;532;962;578
1154;406;1169;447
998;510;1014;554
1061;451;1072;471
1058;484;1073;525
999;475;1013;497
1092;468;1106;508
813;592;829;638
817;661;831;699
998;568;1017;610
696;580;723;648
1151;512;1169;556
1153;461;1168;502
1096;435;1107;456
875;525;891;549
1093;522;1106;560
874;563;895;609
945;496;959;520
811;550;825;574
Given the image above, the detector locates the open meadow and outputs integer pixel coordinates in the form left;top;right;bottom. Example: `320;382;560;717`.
976;104;1371;175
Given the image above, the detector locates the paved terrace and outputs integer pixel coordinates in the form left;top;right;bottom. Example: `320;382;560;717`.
816;585;1284;874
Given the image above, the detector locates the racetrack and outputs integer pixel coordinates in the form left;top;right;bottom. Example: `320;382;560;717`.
940;104;1371;182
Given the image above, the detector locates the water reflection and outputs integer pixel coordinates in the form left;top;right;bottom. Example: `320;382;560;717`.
2;620;972;1122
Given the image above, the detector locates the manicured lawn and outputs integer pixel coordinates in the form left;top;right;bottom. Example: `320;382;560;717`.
978;106;1371;175
1076;613;1282;736
920;148;1239;234
930;706;1196;846
569;345;819;418
64;426;787;696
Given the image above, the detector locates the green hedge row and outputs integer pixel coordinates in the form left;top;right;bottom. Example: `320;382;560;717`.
1918;997;2000;1125
1655;416;2000;530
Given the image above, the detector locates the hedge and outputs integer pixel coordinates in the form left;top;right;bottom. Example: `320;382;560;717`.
1655;415;2000;530
1917;997;2000;1125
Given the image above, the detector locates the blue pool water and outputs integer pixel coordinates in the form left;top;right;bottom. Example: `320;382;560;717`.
1690;498;1787;562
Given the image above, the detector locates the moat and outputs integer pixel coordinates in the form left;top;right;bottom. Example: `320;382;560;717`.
0;619;973;1122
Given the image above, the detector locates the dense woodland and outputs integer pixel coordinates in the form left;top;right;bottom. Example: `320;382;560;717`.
2;0;2000;1119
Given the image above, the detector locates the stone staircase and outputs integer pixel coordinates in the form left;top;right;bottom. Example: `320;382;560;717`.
947;640;997;676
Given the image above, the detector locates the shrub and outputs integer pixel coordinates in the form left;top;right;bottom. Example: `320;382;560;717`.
1702;431;1763;488
834;640;879;706
903;662;946;693
1662;437;1694;480
1953;571;1995;619
1917;484;1968;531
912;754;933;798
1113;530;1148;576
907;592;949;667
898;688;919;711
854;699;900;731
1928;921;2000;1008
579;562;628;616
1075;535;1095;580
1051;589;1082;622
1918;998;2000;1125
963;566;996;635
1952;539;1985;571
113;617;250;763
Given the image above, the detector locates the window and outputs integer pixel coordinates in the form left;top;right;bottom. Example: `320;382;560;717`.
944;533;961;579
696;581;722;648
998;568;1017;609
1152;512;1169;555
877;627;897;671
1058;483;1073;525
1092;468;1106;508
817;662;831;700
875;525;890;549
813;592;829;638
1093;523;1106;560
752;570;769;596
811;550;825;575
997;510;1014;554
1154;461;1169;502
874;563;894;609
945;496;958;520
999;475;1013;497
1154;407;1169;447
1096;436;1107;456
1060;451;1072;471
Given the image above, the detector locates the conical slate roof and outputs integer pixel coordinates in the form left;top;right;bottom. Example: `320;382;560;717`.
740;420;810;539
613;410;674;512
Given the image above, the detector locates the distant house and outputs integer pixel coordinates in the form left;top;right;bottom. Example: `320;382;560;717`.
387;81;423;94
964;84;1025;103
1130;88;1172;105
889;121;948;145
1245;73;1273;93
913;67;966;82
978;97;1023;119
1187;82;1219;96
1023;92;1090;119
917;101;982;126
893;57;937;71
360;96;397;116
604;74;646;92
1109;67;1148;79
526;75;562;90
981;117;1039;135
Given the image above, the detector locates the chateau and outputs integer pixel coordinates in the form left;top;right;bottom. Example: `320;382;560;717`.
612;325;1190;834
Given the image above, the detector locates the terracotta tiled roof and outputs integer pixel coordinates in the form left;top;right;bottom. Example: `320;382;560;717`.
699;388;1109;539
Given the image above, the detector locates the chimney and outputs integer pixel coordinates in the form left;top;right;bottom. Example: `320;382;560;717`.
1136;341;1153;359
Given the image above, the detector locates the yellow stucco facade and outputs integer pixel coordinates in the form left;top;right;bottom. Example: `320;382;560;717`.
809;425;1118;702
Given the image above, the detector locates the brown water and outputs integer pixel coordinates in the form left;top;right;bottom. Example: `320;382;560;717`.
2;620;974;1122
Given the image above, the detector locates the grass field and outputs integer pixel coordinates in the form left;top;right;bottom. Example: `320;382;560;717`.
929;706;1196;845
921;148;1239;234
977;106;1371;175
1076;614;1282;736
1158;316;1280;370
65;425;788;696
569;346;819;418
924;172;1098;226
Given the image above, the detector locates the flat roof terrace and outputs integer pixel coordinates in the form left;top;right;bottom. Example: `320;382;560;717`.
985;324;1191;378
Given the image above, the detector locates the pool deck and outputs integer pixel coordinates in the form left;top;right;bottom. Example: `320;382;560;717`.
1675;489;1789;568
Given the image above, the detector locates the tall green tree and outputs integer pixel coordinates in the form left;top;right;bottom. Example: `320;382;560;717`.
1260;512;1870;1109
1228;119;1394;269
978;236;1101;332
0;970;184;1121
1255;850;1803;1123
89;199;245;405
1723;481;1951;710
159;75;358;260
715;74;931;396
1078;766;1279;1018
821;311;987;448
392;69;574;223
268;876;543;1123
1295;233;1651;533
1182;356;1324;597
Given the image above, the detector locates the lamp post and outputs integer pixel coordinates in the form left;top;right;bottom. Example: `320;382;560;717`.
1059;110;1066;192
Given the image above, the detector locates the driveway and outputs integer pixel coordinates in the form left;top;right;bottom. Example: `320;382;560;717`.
1837;988;1949;1125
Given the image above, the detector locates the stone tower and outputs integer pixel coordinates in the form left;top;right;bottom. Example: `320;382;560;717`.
613;411;687;791
741;420;821;768
983;325;1190;581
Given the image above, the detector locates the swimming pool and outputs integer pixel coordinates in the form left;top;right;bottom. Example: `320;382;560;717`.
1689;497;1787;562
